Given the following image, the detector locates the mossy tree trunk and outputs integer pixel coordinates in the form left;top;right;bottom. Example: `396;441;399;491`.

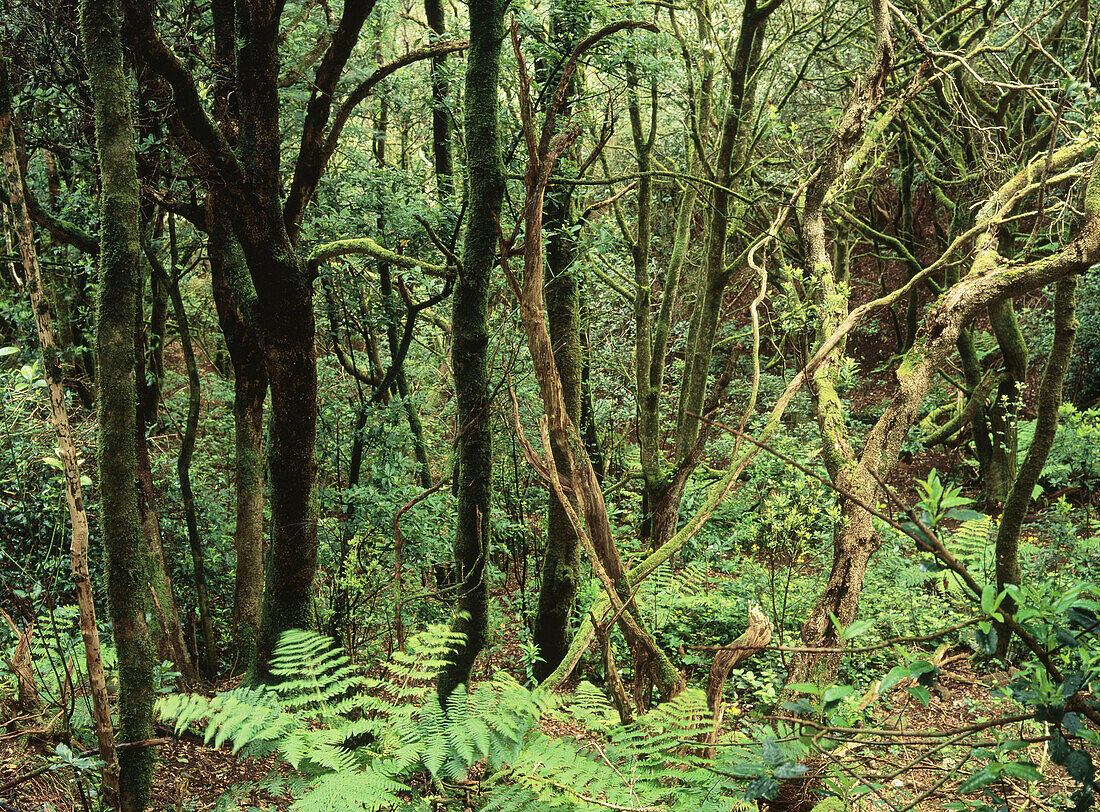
789;138;1100;685
533;0;587;684
638;0;776;552
995;277;1076;655
206;1;268;676
133;286;196;681
437;0;505;702
208;201;267;672
233;4;321;683
789;0;896;685
986;295;1028;506
122;0;391;680
80;0;156;806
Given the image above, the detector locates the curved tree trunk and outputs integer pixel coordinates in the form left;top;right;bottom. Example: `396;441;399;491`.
986;296;1028;506
134;284;196;682
151;219;217;678
995;277;1076;655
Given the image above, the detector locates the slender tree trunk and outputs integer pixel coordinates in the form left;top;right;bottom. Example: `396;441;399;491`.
133;282;196;681
148;220;217;678
438;0;505;702
426;0;453;199
533;0;586;683
510;18;683;702
995;277;1076;655
1;74;121;810
208;194;267;674
145;258;167;422
987;296;1027;506
80;1;156;805
675;1;770;457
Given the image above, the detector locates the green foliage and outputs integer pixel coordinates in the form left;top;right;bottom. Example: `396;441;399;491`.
1019;405;1100;492
158;625;551;810
158;627;823;810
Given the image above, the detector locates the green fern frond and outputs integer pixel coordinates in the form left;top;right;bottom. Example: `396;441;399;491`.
292;769;407;812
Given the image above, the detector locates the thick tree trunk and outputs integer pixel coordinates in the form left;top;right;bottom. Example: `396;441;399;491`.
437;0;505;702
253;277;319;682
80;1;156;806
233;4;320;685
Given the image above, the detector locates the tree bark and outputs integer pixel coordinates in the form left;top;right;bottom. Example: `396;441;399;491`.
510;18;683;701
80;1;156;805
147;225;217;679
986;296;1028;506
533;0;587;683
0;70;120;810
789;140;1100;685
425;0;453;199
208;224;267;672
704;605;772;757
437;0;505;702
995;277;1076;655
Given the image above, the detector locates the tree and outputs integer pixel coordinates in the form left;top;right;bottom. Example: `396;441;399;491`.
437;0;506;702
1;52;119;810
81;0;156;804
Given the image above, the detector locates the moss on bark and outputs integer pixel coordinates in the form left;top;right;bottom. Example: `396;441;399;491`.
81;0;156;806
438;0;505;702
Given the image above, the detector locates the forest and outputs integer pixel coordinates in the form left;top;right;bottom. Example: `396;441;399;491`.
0;0;1099;808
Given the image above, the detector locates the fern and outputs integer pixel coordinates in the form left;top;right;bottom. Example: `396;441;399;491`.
157;628;788;811
157;626;549;810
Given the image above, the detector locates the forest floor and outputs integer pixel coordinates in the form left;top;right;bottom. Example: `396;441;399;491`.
0;648;1085;812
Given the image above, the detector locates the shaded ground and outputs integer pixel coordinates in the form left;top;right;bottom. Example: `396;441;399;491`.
0;647;1086;811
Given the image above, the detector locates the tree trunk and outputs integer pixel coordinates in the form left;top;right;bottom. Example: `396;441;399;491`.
986;297;1027;506
252;272;319;683
425;0;453;199
233;4;320;685
704;605;772;757
80;1;156;805
533;1;586;683
207;195;267;675
437;0;505;702
995;277;1076;655
133;284;196;682
0;77;121;811
149;222;217;679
